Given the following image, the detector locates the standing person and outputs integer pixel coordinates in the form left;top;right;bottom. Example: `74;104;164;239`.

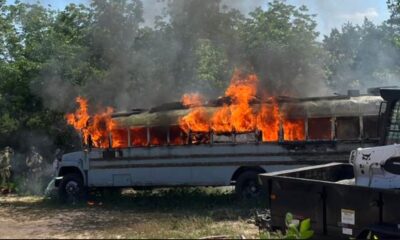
52;148;63;177
26;146;43;194
0;147;13;192
45;148;63;198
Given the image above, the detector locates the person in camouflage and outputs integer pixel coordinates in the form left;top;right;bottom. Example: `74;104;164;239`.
52;148;62;177
26;146;43;182
0;146;13;190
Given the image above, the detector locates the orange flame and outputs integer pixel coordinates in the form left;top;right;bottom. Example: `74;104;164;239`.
210;71;258;133
283;119;305;141
211;105;232;133
257;100;281;141
67;71;306;149
179;70;305;142
130;127;148;147
66;97;119;148
179;93;210;133
111;129;128;148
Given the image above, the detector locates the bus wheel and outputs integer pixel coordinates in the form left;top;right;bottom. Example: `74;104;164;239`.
58;173;84;204
235;171;264;199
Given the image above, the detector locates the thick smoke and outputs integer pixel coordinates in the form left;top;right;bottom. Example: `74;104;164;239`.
34;0;395;116
4;132;57;195
140;0;266;27
220;0;265;14
10;151;53;195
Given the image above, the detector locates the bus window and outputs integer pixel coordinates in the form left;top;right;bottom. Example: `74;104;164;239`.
336;117;360;140
387;101;400;144
308;118;331;140
169;126;187;145
111;129;129;148
363;116;379;139
283;119;305;141
130;127;147;147
149;127;168;146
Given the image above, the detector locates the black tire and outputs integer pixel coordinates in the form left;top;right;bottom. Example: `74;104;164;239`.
235;171;265;199
58;173;84;204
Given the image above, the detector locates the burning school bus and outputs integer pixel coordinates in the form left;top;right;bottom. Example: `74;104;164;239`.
58;72;384;200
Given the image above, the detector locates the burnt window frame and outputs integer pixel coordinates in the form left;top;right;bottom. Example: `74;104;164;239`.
307;117;333;141
129;126;149;147
110;128;130;148
148;126;169;146
335;116;361;141
168;125;188;146
282;118;307;142
362;115;380;140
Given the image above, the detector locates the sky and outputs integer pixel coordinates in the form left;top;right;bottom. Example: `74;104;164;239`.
292;0;390;36
6;0;391;37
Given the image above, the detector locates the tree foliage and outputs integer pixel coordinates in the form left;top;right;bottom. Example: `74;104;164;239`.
239;1;327;96
324;20;400;91
0;0;399;154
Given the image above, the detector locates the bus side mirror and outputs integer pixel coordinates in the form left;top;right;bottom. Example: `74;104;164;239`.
379;101;388;117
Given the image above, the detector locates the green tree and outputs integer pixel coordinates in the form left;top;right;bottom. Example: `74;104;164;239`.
388;0;400;27
239;0;327;97
195;39;228;92
0;2;89;150
159;0;244;97
0;2;51;147
324;19;400;92
388;0;400;47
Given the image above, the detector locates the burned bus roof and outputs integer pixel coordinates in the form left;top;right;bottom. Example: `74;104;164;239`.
112;95;383;128
144;94;363;114
281;95;382;119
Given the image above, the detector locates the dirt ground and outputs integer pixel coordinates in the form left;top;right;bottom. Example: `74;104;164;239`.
0;188;262;239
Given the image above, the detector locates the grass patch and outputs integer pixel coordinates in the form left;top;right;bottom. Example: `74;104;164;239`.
97;187;266;212
0;187;264;238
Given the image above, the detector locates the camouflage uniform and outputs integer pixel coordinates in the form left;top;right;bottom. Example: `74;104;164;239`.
26;146;43;182
0;147;13;188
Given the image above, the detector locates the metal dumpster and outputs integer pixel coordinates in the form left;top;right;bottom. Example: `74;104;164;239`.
259;162;400;239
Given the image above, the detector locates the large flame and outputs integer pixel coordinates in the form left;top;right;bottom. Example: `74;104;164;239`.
179;70;305;142
66;97;118;148
257;99;281;141
283;119;305;141
67;71;306;149
179;93;210;133
211;71;258;133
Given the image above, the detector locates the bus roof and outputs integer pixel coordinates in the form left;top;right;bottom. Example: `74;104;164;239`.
112;95;383;128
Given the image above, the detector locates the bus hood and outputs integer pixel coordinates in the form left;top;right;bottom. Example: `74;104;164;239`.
62;151;84;163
